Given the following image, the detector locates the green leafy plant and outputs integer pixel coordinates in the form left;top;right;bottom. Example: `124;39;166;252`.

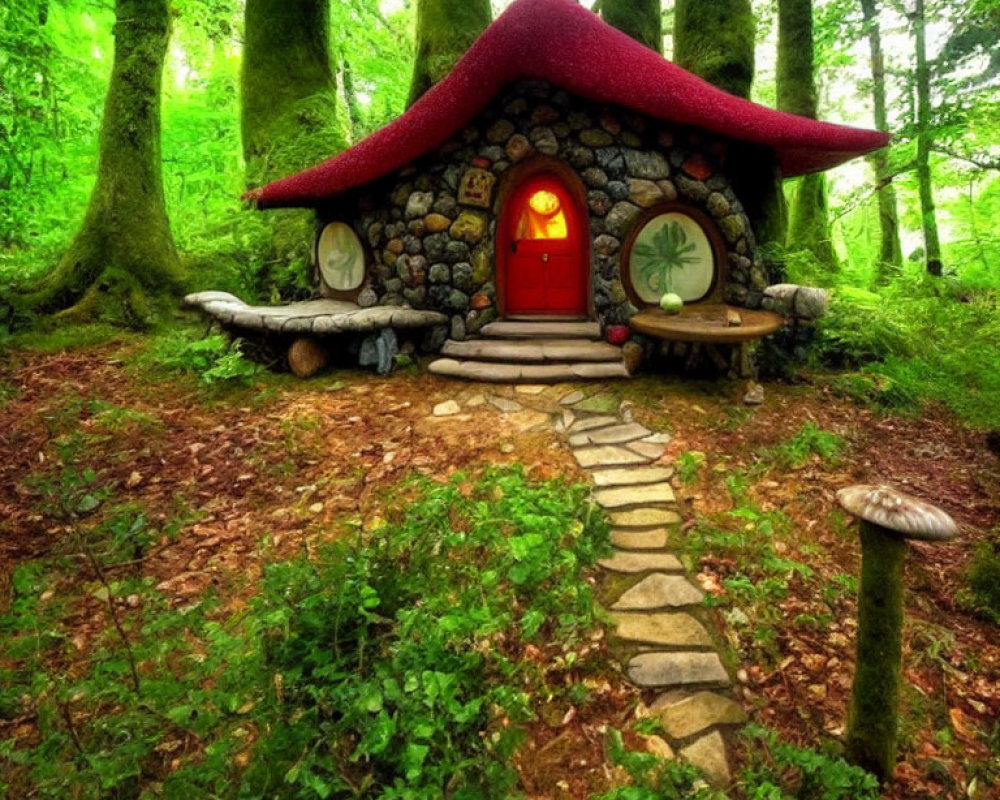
634;220;699;295
675;450;706;485
739;725;879;800
144;331;259;385
963;528;1000;625
758;422;846;470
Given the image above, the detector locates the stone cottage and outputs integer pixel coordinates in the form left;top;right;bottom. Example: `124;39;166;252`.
187;0;888;381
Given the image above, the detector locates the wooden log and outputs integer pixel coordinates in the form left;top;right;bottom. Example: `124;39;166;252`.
287;338;330;378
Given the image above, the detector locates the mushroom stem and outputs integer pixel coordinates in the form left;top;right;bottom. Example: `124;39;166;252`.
845;520;906;782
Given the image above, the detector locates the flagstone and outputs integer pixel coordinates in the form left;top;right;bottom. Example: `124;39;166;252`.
590;465;675;487
573;445;648;468
598;551;683;573
611;612;713;648
627;652;730;689
608;508;681;527
569;422;651;447
593;482;675;508
573;394;620;414
610;528;669;550
628;440;667;460
611;573;703;609
650;692;748;740
567;415;619;433
680;730;731;788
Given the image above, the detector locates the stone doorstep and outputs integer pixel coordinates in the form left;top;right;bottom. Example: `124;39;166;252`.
627;651;731;689
610;528;669;550
610;612;714;648
569;421;651;447
573;445;650;468
598;550;684;574
611;573;704;610
592;482;676;509
590;465;675;487
427;358;628;383
480;320;602;339
441;338;623;363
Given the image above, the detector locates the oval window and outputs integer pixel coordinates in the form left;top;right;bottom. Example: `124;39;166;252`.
316;222;365;293
627;212;715;303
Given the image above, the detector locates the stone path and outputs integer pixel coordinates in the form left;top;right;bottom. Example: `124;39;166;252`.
557;390;746;788
426;384;747;788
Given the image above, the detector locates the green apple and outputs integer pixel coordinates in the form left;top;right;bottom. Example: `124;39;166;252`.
659;292;683;314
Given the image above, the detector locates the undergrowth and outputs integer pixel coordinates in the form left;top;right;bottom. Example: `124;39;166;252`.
0;466;611;799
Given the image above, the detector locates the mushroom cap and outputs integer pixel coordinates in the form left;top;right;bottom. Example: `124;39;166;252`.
837;484;957;541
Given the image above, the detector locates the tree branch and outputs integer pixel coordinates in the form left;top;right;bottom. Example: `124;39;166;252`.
931;145;1000;172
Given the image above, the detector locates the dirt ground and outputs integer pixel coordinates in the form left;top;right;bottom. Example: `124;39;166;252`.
1;341;998;798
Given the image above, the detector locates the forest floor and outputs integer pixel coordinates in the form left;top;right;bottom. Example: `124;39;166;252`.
1;329;999;799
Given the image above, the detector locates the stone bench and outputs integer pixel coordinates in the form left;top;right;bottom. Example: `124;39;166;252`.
183;291;448;376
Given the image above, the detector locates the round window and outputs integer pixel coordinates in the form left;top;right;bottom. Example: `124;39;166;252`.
316;222;365;293
626;211;717;304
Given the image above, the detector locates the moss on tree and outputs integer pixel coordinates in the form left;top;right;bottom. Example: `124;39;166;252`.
673;0;755;99
599;0;662;54
846;523;906;783
407;0;492;108
778;0;837;269
12;0;183;328
241;0;347;296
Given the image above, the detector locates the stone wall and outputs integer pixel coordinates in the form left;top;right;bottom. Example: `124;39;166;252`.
323;80;766;342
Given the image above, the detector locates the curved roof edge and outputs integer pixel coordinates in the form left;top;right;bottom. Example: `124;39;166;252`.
256;0;889;210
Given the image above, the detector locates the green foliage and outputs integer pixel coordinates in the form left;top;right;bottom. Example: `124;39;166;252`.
675;450;706;485
963;528;1000;624
757;422;845;470
1;467;610;799
740;726;880;800
633;221;699;295
144;330;259;385
592;729;724;800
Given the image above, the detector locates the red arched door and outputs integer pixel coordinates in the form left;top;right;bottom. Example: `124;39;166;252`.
499;173;588;316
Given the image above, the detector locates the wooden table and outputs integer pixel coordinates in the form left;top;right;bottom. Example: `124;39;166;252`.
629;304;784;344
629;303;784;377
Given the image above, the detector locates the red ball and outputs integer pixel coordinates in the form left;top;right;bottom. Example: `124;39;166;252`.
606;325;630;345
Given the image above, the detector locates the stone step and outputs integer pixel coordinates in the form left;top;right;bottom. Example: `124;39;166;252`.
591;465;676;487
598;551;684;574
480;320;602;339
428;358;629;383
442;338;623;363
627;652;730;689
569;422;651;447
610;528;669;550
593;482;676;509
611;573;704;610
611;612;714;648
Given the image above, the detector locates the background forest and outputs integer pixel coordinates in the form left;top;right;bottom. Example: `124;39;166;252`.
1;1;1000;799
1;0;999;428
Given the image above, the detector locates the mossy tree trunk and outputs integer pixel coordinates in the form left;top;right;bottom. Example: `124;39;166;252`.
673;0;787;268
407;0;492;108
241;0;346;297
861;0;903;281
13;0;182;328
599;0;662;54
673;0;754;99
846;523;906;782
913;0;943;276
778;0;837;271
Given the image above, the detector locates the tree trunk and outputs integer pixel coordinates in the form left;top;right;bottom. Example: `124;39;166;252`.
861;0;903;281
673;0;786;268
673;0;754;99
913;0;943;276
407;0;492;108
600;0;662;54
13;0;182;327
778;0;837;270
241;0;346;296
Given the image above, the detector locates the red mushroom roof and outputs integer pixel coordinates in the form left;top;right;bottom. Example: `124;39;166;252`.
256;0;889;210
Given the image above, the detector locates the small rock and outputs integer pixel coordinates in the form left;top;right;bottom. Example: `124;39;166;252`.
581;128;614;147
742;382;764;405
424;213;451;233
433;400;461;417
486;119;515;143
309;502;324;514
624;149;670;179
642;735;675;760
489;396;522;413
515;384;546;395
505;133;533;162
560;390;586;406
628;178;664;207
405;191;434;219
651;691;747;740
680;730;731;788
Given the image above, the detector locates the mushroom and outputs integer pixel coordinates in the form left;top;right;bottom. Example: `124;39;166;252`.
837;484;957;782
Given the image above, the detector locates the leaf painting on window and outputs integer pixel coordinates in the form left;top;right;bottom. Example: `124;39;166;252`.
632;220;699;294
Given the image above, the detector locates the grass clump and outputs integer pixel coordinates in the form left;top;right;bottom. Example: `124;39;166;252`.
140;329;259;385
963;528;1000;625
0;466;610;799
